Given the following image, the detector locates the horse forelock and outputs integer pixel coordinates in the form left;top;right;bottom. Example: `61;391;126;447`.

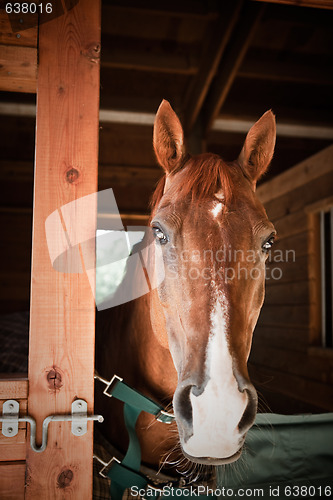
150;153;234;218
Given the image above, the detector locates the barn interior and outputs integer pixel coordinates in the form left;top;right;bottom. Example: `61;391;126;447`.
1;0;333;417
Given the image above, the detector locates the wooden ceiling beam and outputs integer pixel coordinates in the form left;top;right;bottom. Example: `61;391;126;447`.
0;10;37;47
104;1;219;19
200;2;265;136
251;0;333;10
0;10;38;93
183;0;243;134
101;39;199;75
238;50;333;86
1;103;333;140
211;116;333;140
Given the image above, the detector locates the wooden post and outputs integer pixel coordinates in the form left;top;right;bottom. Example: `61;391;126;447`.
26;1;100;497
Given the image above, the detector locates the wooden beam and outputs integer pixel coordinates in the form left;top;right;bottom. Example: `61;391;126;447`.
212;116;333;139
252;0;333;10
0;376;28;463
0;9;38;93
238;50;333;86
210;98;333;130
0;462;26;500
0;10;37;47
305;194;333;214
0;375;28;400
0;376;28;468
183;1;243;134
0;45;37;93
105;0;219;19
200;2;264;135
101;37;198;75
3;104;333;140
0;431;27;462
26;0;100;498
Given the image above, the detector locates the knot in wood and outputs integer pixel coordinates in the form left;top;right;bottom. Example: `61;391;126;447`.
47;368;63;391
57;469;73;489
66;167;80;184
81;43;101;63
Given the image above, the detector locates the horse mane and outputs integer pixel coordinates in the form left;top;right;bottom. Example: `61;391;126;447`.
150;153;233;215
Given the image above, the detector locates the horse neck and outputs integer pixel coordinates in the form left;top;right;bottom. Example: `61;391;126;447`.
98;290;177;405
95;292;180;469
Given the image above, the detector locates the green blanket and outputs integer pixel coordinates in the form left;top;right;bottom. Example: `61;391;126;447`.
217;413;333;499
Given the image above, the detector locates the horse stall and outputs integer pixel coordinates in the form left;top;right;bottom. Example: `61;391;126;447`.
1;0;333;499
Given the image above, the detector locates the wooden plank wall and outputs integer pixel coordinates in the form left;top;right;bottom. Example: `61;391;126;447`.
249;145;333;412
0;10;37;92
0;375;28;500
26;1;100;498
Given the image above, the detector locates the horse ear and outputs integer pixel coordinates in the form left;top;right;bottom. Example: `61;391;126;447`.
153;100;185;173
238;110;276;185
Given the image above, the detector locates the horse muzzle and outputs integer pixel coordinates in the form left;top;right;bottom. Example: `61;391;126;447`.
173;376;257;464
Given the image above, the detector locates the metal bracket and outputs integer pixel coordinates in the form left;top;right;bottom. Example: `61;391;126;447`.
1;400;19;437
94;372;123;398
72;399;89;436
0;399;104;453
93;454;121;479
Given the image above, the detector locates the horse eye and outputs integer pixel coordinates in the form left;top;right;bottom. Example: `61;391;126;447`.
262;235;275;253
152;226;168;245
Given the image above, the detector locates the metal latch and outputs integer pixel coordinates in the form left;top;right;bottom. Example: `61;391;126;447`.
0;399;103;453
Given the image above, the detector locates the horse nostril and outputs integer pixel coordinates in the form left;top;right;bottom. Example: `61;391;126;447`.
238;384;258;434
191;384;205;397
175;385;193;424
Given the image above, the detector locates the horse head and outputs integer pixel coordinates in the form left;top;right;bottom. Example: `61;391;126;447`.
150;100;276;465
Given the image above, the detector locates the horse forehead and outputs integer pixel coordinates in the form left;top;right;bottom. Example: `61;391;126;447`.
159;179;267;233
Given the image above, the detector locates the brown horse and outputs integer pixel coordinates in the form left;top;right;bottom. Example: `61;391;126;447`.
95;100;276;476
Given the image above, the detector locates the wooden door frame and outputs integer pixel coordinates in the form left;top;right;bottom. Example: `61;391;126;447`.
26;1;101;497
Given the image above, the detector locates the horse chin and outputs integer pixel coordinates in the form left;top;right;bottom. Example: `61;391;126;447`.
182;447;243;466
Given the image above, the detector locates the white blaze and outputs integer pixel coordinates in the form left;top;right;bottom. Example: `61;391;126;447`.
211;202;223;219
183;297;248;459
